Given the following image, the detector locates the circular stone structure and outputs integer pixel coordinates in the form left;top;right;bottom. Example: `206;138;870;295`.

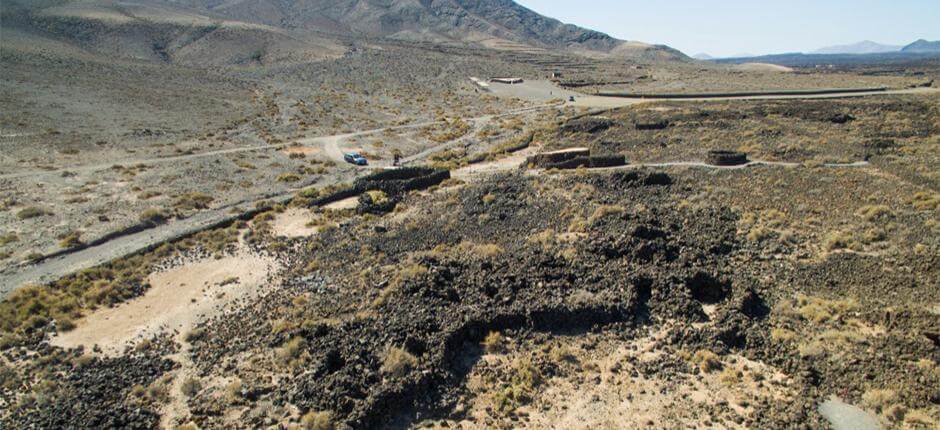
707;150;749;166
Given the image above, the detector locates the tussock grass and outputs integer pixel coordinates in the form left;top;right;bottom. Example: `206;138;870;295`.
380;346;417;378
16;207;48;220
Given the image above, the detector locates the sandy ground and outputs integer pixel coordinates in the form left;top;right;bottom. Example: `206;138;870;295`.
734;63;794;73
324;196;360;210
422;327;796;429
452;144;542;181
271;207;320;238
51;249;279;355
487;79;940;109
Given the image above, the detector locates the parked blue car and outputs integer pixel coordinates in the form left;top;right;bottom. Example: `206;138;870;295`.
343;152;368;166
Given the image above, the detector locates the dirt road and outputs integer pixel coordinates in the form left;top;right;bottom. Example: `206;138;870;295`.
0;85;930;297
486;80;940;109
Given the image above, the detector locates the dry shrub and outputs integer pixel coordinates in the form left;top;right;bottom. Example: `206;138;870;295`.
225;379;244;404
365;190;389;205
588;205;624;225
861;389;897;413
277;173;301;183
58;231;83;249
16;207;48;220
903;409;936;427
795;295;858;324
174;193;214;210
719;368;742;386
276;337;308;367
691;350;722;373
180;377;201;398
909;192;939;211
380;346;417;378
492;357;542;413
139;208;168;224
823;230;861;251
460;242;504;258
301;411;334;430
856;205;894;222
482;331;504;353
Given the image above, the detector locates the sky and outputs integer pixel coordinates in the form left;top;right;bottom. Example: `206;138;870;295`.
515;0;940;57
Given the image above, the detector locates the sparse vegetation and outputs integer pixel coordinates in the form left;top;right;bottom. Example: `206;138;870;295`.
691;350;722;373
380;346;417;378
173;193;215;210
301;410;334;430
16;207;48;220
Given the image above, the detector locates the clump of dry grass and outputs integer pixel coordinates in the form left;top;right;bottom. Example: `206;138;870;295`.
57;231;83;249
823;230;862;252
276;337;308;367
719;368;742;386
301;411;334;430
588;205;624;225
277;173;302;183
856;205;894;222
173;192;214;210
793;295;858;324
458;242;504;259
691;350;722;373
0;232;18;246
482;331;505;353
380;346;417;378
909;191;939;211
492;357;542;414
16;206;48;220
139;208;168;224
861;388;897;413
225;378;244;404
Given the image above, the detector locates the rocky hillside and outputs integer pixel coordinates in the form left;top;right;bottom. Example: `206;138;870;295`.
4;0;685;61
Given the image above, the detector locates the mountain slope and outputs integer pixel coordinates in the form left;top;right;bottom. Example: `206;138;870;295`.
147;0;686;59
813;40;901;55
902;39;940;53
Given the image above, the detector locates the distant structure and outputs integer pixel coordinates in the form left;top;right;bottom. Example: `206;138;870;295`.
490;77;524;84
551;71;562;78
469;77;491;91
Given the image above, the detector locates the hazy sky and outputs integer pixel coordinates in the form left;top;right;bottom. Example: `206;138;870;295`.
515;0;940;57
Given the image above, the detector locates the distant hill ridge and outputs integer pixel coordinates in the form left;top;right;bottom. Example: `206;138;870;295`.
5;0;685;61
813;40;901;55
902;39;940;53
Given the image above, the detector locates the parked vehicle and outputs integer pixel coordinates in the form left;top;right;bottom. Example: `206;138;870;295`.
343;152;368;166
569;96;576;102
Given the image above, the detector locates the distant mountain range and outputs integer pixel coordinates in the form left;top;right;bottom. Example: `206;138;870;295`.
902;39;940;53
813;40;901;55
696;39;940;61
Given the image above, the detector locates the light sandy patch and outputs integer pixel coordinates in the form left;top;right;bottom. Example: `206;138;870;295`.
281;145;323;157
734;63;794;73
51;249;278;356
271;207;320;238
324;196;359;210
452;144;542;181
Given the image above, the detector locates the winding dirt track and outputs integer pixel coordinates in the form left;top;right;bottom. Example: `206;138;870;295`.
1;86;936;297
